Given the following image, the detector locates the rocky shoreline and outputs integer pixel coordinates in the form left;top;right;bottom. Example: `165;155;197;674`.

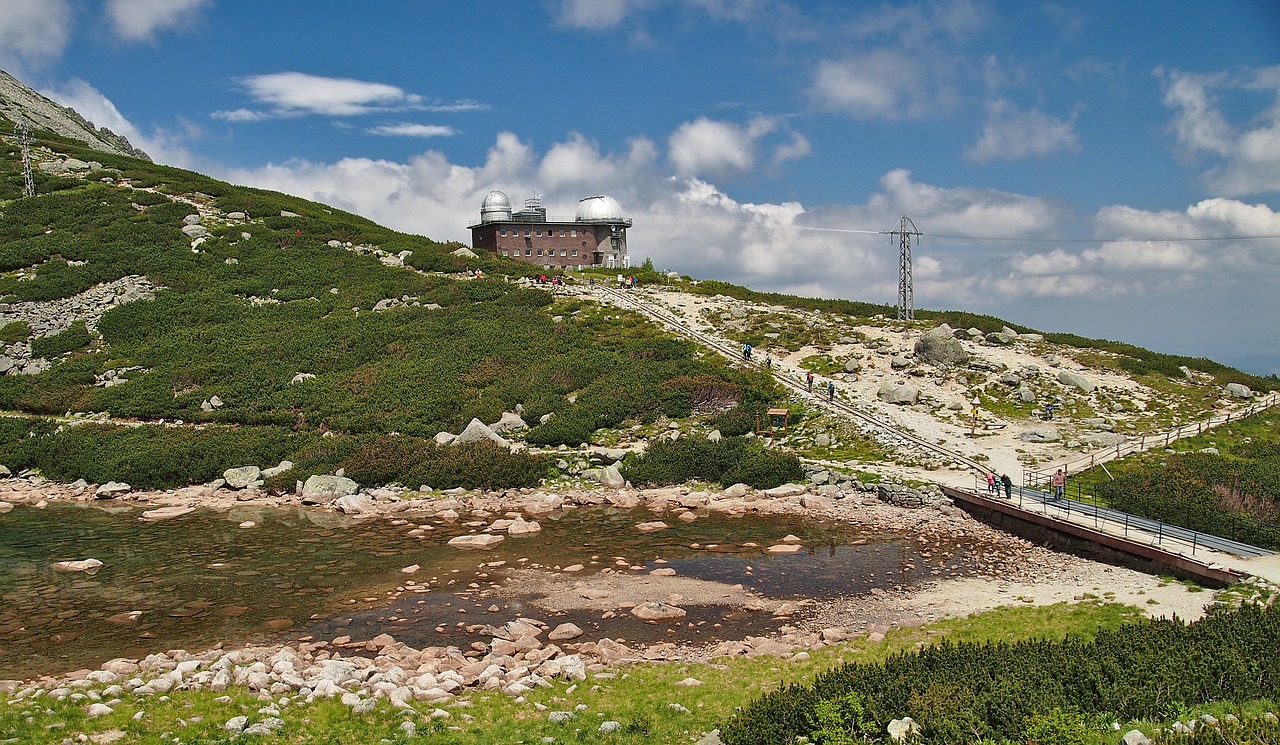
0;472;1216;723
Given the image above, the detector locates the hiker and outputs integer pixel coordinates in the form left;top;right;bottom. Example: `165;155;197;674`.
827;381;835;401
765;354;773;370
806;372;814;392
742;343;751;361
985;472;997;494
1000;473;1013;499
1051;469;1066;501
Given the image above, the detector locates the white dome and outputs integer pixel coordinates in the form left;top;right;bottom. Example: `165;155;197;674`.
480;190;512;222
575;194;625;222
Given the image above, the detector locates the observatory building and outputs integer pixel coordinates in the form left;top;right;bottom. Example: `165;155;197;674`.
469;191;632;269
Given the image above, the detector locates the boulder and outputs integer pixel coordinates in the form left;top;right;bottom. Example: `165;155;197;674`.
631;602;686;620
333;493;375;514
447;534;505;550
548;623;584;641
140;506;194;521
598;464;626;489
180;224;209;239
1020;427;1062;443
914;325;970;366
95;481;132;499
1016;387;1037;403
53;558;104;573
222;465;262;489
301;474;359;504
888;717;921;743
507;517;542;535
764;483;807;498
877;382;920;405
721;483;750;499
489;412;528;434
454;418;510;447
1224;382;1253;398
1057;370;1095;393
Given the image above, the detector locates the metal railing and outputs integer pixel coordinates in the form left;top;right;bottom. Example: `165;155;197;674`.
1028;392;1280;483
973;474;1274;559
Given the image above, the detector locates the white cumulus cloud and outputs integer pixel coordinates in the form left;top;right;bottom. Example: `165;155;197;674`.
367;123;458;138
965;98;1080;163
104;0;209;43
0;0;73;76
667;115;805;178
1159;65;1280;196
215;72;426;119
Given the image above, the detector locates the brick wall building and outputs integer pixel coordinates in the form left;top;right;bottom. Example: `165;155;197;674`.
469;191;631;269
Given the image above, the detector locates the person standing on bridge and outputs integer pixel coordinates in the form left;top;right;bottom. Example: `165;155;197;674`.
985;472;997;494
1051;469;1066;501
1000;473;1013;499
806;371;814;392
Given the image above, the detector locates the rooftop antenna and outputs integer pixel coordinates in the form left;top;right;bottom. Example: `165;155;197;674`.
886;215;922;321
18;122;36;198
524;190;543;211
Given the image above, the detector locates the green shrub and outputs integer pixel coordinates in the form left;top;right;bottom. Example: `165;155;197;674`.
721;604;1280;745
0;321;32;343
620;435;802;488
30;321;92;358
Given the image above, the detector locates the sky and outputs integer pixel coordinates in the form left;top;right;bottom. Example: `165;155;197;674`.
3;0;1280;376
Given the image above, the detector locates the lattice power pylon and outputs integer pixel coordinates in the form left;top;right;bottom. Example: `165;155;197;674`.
887;215;922;321
18;122;36;198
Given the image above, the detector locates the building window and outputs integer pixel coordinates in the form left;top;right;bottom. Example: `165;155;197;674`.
524;248;531;256
570;230;577;237
536;229;542;236
499;229;506;236
524;229;531;236
560;249;567;256
560;229;566;237
571;249;578;257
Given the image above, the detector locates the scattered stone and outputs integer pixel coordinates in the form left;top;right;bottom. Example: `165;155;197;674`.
1057;370;1095;393
140;506;194;521
300;474;359;504
53;558;104;573
636;521;669;532
448;534;505;550
631;602;686;620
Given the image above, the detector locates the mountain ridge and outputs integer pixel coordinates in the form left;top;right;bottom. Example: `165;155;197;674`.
0;69;149;161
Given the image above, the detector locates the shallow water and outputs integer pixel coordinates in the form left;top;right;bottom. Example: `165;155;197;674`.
0;502;977;678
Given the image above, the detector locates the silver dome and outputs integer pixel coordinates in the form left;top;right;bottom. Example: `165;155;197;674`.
480;190;512;222
575;194;625;222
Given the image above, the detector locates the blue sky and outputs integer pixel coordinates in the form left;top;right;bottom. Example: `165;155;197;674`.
3;0;1280;375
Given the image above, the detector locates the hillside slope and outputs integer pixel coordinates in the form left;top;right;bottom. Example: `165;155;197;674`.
0;70;148;160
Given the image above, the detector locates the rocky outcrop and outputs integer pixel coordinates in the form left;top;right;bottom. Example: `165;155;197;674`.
1224;382;1253;398
0;70;151;159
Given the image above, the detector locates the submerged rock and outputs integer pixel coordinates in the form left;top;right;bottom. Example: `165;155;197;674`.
53;558;104;573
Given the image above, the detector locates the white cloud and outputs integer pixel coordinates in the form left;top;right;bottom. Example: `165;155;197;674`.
104;0;209;43
216;72;426;120
553;0;650;28
667;115;805;178
965;98;1080;162
42;77;197;166
1159;65;1280;196
0;0;73;76
367;123;458;138
810;50;939;120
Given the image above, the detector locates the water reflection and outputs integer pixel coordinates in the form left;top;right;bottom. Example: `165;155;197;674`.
0;502;973;678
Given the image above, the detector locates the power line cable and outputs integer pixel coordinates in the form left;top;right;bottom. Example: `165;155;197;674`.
656;215;1280;243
